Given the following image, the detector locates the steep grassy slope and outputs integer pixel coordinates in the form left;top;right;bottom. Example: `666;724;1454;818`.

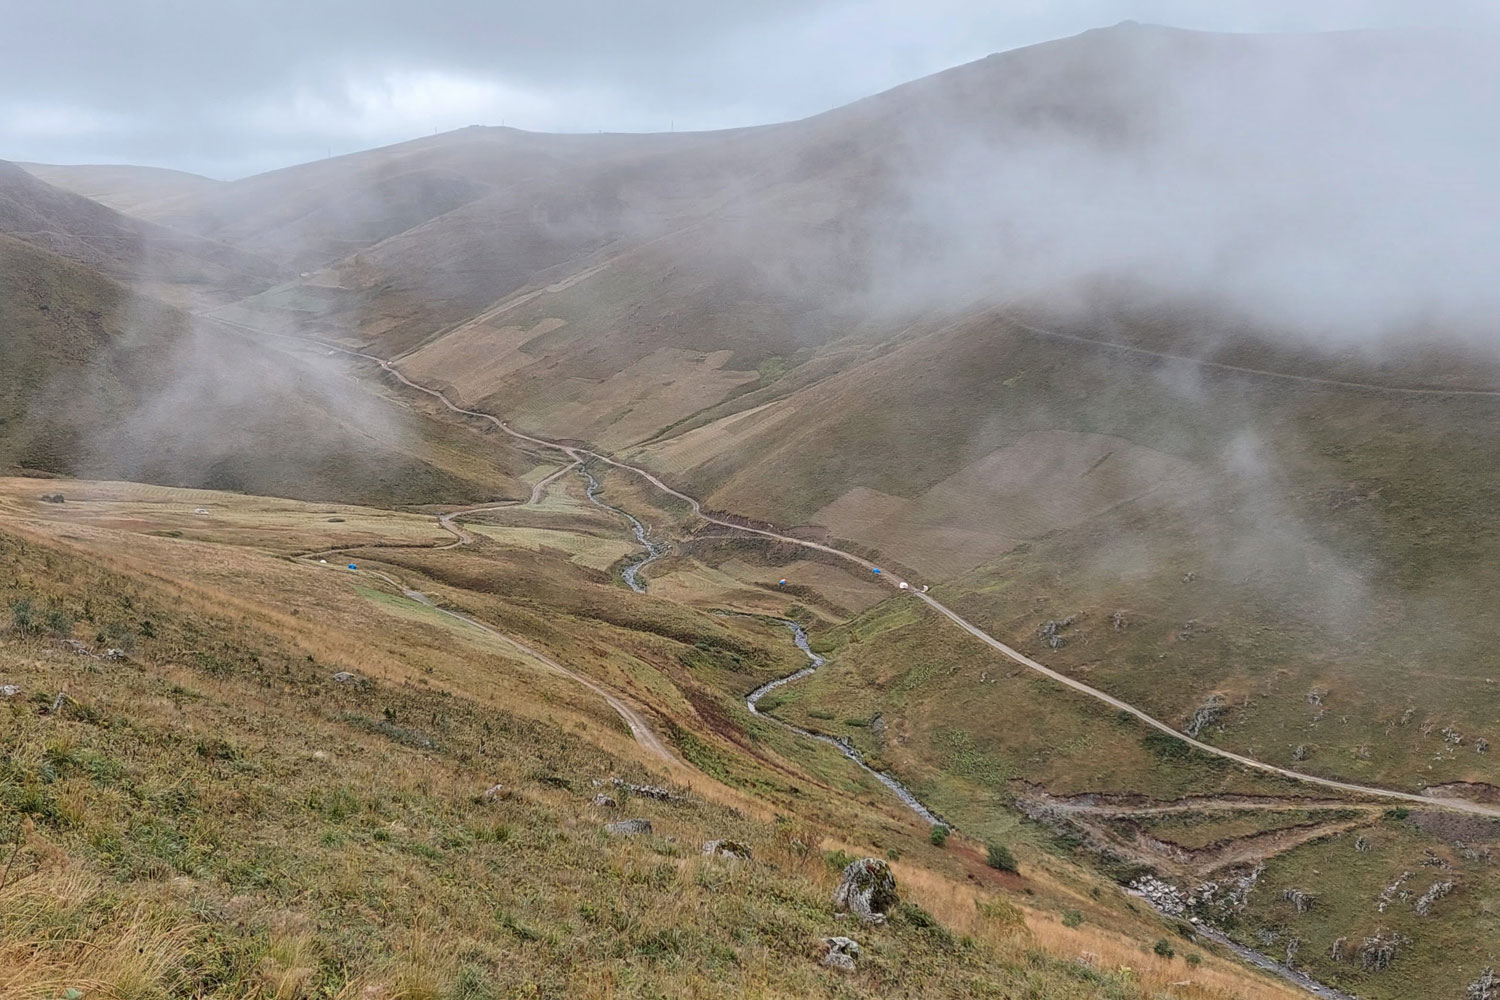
0;234;528;505
620;309;1500;795
0;160;283;307
19;161;223;215
0;480;1306;1000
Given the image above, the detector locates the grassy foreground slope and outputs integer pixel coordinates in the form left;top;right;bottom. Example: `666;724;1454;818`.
0;479;1305;999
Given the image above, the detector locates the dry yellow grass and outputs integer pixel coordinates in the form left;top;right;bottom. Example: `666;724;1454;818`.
0;477;1310;999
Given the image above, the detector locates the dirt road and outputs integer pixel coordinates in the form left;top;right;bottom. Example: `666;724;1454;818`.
216;316;1500;818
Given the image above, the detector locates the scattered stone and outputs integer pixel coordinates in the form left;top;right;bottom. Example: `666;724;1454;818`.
604;819;652;836
1130;875;1187;916
1036;616;1076;650
480;784;509;802
1185;694;1227;738
833;858;899;925
1306;687;1328;707
61;639;90;656
1331;937;1348;962
701;839;752;860
1292;743;1309;761
1281;887;1314;914
1284;937;1301;966
1377;871;1413;913
1181;571;1196;584
330;671;363;685
1111;610;1128;630
39;493;65;504
591;793;618;808
1413;880;1454;916
1466;966;1498;1000
1358;930;1406;972
0;684;21;699
1478;738;1489;755
607;778;675;801
819;936;861;971
1355;836;1369;853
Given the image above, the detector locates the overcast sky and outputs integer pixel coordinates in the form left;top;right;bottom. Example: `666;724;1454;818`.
2;0;1496;179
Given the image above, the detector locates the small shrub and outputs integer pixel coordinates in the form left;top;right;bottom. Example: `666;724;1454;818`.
1154;939;1175;959
986;842;1019;873
1062;909;1083;928
1185;952;1203;967
930;824;950;847
8;597;40;634
824;848;856;872
1385;807;1411;821
43;606;74;637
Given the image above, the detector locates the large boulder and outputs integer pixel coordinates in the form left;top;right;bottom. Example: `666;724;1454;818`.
833;858;899;925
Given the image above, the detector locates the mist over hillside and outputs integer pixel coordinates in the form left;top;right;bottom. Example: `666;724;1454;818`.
8;19;1500;1000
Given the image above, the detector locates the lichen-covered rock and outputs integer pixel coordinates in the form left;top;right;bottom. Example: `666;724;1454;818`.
0;684;21;699
331;671;362;685
833;858;898;925
604;819;652;836
613;779;674;801
591;793;618;808
819;936;861;971
702;839;752;860
479;784;509;802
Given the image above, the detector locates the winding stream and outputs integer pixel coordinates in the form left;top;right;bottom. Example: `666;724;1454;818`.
581;466;1347;997
730;614;948;828
582;467;668;593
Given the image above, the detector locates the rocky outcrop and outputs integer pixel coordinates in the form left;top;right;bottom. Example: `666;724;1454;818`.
819;936;861;971
833;858;898;925
701;839;752;860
